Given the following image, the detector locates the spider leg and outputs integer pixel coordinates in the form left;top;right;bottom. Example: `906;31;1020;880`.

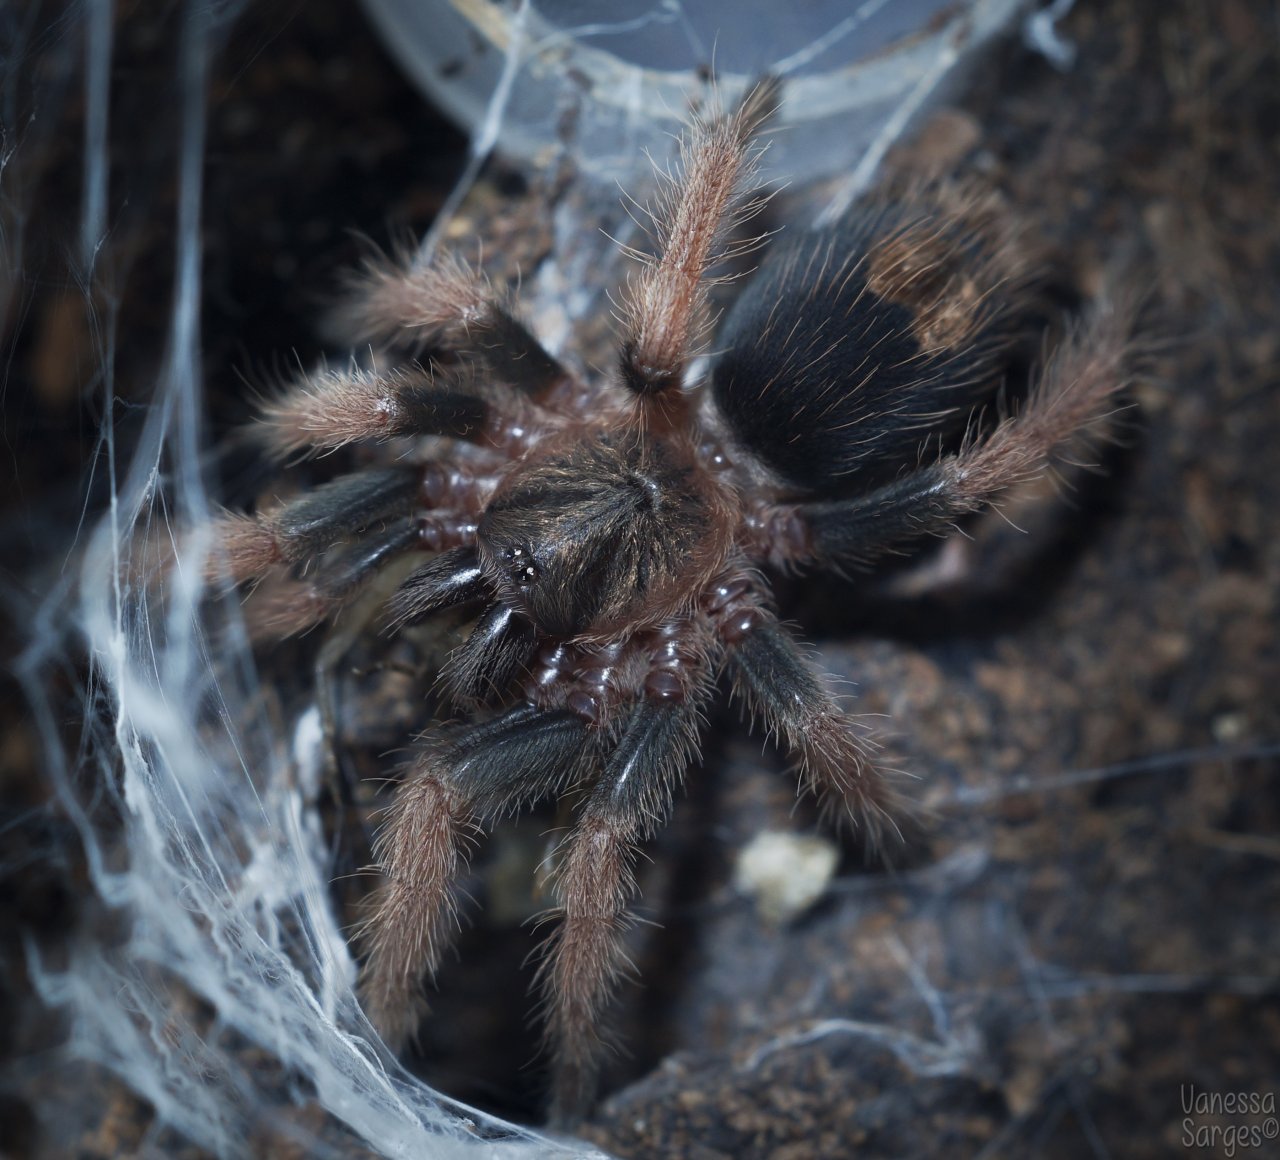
359;705;590;1049
732;619;902;842
211;459;490;602
256;363;490;460
751;300;1135;572
618;78;778;402
539;697;702;1125
387;545;487;626
311;516;421;598
330;250;569;398
439;602;537;708
707;578;902;840
240;516;423;638
211;466;421;585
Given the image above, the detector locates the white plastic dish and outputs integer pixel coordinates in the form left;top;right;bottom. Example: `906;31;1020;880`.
360;0;1033;186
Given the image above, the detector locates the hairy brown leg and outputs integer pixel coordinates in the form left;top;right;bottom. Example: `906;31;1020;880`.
209;467;421;585
706;575;903;844
255;364;489;460
329;250;569;397
731;617;904;844
618;78;779;403
359;706;589;1049
209;459;499;618
359;766;471;1049
539;620;711;1123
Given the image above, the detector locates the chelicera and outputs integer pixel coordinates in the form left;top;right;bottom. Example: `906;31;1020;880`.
213;81;1132;1121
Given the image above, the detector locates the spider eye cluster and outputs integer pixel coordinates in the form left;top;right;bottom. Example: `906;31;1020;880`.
504;545;539;587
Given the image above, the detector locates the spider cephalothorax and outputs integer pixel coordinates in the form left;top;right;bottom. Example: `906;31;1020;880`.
215;81;1132;1121
476;430;734;640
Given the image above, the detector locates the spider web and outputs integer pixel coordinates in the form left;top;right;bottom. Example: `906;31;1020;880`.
7;4;599;1155
2;1;1093;1157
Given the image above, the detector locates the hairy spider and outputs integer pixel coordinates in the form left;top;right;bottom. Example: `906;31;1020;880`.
214;81;1132;1121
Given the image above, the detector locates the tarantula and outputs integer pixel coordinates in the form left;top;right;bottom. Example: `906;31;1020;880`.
214;82;1131;1120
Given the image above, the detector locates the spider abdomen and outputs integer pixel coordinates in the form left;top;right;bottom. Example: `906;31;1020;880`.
710;191;1037;497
